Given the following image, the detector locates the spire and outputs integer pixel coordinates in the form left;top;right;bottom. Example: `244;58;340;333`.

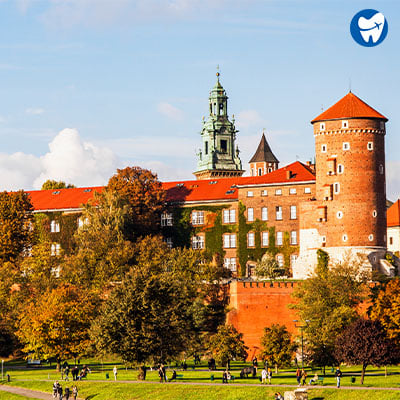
249;132;279;163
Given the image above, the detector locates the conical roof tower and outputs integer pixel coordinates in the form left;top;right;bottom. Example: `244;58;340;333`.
249;132;279;176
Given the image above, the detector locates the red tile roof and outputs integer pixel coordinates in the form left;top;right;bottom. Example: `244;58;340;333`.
164;162;316;203
387;200;400;227
27;187;104;212
27;162;316;211
311;92;388;123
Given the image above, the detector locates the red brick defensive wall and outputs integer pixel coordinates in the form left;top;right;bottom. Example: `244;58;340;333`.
227;280;299;359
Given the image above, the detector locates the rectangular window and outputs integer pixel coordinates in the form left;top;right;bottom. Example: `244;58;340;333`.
248;232;255;247
161;212;173;227
343;142;350;151
334;182;340;194
192;211;204;225
224;258;237;272
220;139;227;153
291;254;298;266
289;188;297;195
261;207;268;221
290;205;297;220
223;209;236;223
320;123;325;131
166;237;173;249
342;120;348;129
247;208;254;222
223;234;236;248
78;217;89;228
321;144;327;153
276;206;282;220
50;243;61;256
247;191;254;197
276;231;283;246
205;141;208;155
262;232;269;247
390;237;393;245
368;142;373;150
291;231;297;245
261;190;268;196
50;220;60;233
276;254;284;267
275;189;282;196
304;187;311;194
192;235;204;249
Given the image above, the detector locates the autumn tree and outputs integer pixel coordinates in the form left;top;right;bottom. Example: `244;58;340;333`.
208;324;248;369
259;324;295;373
17;285;98;371
370;278;400;342
292;253;368;371
62;190;134;290
41;180;75;190
0;191;33;262
335;318;399;384
107;166;165;239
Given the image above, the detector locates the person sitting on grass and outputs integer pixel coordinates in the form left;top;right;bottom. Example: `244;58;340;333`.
309;373;319;385
274;393;283;400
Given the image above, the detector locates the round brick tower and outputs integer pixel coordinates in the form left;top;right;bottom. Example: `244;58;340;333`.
312;92;387;257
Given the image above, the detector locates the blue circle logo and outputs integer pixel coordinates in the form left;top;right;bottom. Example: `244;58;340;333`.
350;9;388;47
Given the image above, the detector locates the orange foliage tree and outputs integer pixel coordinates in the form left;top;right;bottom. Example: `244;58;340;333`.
17;284;98;370
106;166;165;239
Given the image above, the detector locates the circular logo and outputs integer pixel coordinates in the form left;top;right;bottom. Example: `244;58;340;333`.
350;9;388;47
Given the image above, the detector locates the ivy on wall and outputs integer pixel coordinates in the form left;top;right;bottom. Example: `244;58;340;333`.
34;212;79;252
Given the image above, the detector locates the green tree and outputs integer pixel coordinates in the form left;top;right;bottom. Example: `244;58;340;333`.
0;191;33;262
17;284;98;371
41;180;75;190
91;237;215;376
370;278;400;342
107;166;166;239
292;253;368;372
335;318;399;384
255;252;284;279
208;324;248;369
259;324;295;373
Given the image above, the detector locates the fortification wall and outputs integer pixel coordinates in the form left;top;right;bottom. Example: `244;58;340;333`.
227;280;298;358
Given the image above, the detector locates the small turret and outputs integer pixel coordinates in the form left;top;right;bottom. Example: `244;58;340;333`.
249;132;279;176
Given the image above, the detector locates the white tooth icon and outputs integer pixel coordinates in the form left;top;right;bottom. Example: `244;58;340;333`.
358;12;385;43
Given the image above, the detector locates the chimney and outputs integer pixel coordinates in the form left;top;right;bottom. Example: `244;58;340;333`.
286;170;292;180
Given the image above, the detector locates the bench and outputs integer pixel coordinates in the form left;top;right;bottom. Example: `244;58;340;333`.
176;374;183;379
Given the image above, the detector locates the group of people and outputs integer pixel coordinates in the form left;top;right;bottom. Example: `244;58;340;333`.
261;367;273;384
52;381;78;400
62;363;91;381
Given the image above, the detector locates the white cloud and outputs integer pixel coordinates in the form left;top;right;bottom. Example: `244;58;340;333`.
26;107;45;115
0;128;120;191
235;110;266;130
157;102;184;121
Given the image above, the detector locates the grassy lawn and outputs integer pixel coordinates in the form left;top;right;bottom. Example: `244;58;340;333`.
2;359;400;399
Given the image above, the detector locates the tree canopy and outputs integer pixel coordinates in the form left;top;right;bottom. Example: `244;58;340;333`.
292;252;368;369
335;318;399;384
259;324;295;372
0;191;33;262
41;180;75;190
255;252;284;279
208;324;248;369
106;166;165;239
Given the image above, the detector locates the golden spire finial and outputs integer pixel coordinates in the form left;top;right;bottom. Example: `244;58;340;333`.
216;64;220;78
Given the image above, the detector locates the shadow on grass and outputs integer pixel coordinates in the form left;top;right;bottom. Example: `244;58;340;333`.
85;395;98;399
310;398;324;400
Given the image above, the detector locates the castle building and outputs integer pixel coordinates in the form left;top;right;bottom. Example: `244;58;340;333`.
24;76;394;355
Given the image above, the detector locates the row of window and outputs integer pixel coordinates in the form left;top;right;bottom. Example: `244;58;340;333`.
247;187;311;197
247;205;297;222
224;254;299;273
191;231;298;249
321;142;373;153
319;120;385;131
50;218;89;233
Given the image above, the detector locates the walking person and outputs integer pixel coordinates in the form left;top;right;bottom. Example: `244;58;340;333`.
301;369;307;386
64;365;70;381
57;384;63;400
52;381;59;399
335;366;342;388
113;365;118;381
72;386;78;400
296;368;301;386
261;367;267;384
64;386;70;400
267;367;272;384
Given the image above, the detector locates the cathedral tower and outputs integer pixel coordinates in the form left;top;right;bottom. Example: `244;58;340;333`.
294;92;388;278
194;72;244;180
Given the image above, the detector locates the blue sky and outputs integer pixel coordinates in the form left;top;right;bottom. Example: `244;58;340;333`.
0;0;399;199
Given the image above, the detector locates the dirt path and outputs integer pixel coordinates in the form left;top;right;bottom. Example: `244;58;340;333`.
0;385;83;400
